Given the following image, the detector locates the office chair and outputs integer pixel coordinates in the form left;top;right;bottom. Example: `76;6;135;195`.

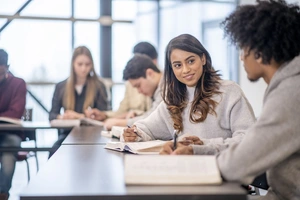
250;173;269;195
17;108;39;182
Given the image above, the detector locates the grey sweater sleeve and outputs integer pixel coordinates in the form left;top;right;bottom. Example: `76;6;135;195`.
134;102;174;141
217;88;300;184
193;83;256;155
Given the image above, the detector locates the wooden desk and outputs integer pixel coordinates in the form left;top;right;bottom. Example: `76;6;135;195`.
62;126;119;145
0;121;73;152
20;145;247;200
0;121;73;131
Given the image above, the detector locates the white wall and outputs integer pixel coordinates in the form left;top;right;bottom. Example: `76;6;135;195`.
237;0;300;117
239;63;266;117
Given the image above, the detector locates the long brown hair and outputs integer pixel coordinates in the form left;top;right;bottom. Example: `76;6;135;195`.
63;46;105;112
163;34;221;132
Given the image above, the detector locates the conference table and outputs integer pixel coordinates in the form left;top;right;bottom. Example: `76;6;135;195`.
0;121;73;152
62;126;118;145
19;126;247;200
0;121;73;131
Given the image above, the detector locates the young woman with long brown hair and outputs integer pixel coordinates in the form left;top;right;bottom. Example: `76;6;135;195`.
124;34;255;155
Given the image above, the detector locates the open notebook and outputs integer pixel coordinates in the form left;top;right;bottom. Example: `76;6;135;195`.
0;117;22;125
105;140;166;154
50;118;104;127
125;155;222;185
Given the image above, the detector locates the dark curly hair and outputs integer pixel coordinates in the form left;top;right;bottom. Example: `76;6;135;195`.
222;0;300;64
163;34;221;132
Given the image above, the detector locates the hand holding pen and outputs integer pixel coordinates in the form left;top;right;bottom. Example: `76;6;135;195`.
160;141;194;155
123;125;142;142
160;130;197;155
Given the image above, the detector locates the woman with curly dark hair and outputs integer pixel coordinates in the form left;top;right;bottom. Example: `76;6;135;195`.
161;1;300;199
123;34;255;155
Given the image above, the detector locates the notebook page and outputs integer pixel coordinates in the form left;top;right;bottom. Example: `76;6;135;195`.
125;155;222;185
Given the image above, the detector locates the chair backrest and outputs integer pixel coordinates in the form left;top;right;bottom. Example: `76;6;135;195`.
22;108;33;121
251;173;269;190
21;108;35;141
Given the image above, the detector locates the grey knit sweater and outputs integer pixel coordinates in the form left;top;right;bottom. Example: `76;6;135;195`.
134;80;255;154
217;56;300;200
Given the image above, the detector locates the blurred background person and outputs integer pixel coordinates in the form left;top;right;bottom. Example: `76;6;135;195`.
0;49;26;200
85;42;158;121
48;46;108;157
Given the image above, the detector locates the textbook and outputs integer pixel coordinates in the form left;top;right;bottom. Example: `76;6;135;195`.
105;140;166;154
0;117;22;125
50;118;104;127
125;155;222;185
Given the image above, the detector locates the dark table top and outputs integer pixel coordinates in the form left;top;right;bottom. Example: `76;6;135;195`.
20;145;247;200
62;126;119;145
0;121;73;131
0;121;73;152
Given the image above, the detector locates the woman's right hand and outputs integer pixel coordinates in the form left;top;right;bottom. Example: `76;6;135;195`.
159;141;194;155
84;108;107;121
62;110;84;119
123;126;138;142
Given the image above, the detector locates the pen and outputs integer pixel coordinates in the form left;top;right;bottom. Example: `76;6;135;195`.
127;125;142;138
173;130;178;150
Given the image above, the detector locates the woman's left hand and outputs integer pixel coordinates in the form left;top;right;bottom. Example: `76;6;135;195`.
181;136;204;145
159;141;194;155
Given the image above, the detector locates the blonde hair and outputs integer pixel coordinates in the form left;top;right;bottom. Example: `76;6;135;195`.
63;46;104;112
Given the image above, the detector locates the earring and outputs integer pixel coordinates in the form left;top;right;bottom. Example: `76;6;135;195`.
90;71;94;77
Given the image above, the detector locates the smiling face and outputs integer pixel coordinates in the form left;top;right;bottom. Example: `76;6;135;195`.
170;49;206;87
73;54;93;80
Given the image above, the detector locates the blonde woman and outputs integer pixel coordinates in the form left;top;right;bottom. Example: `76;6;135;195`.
49;46;108;157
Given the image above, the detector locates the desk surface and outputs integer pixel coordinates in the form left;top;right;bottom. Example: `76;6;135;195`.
62;126;119;145
20;145;247;200
0;121;72;152
0;121;73;131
